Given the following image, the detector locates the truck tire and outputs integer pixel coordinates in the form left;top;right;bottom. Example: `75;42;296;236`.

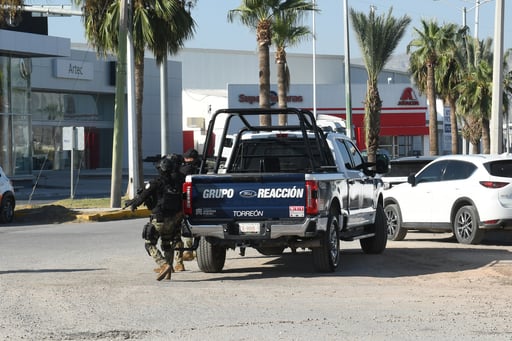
384;204;407;241
360;204;387;254
453;205;484;245
312;210;340;272
197;237;226;273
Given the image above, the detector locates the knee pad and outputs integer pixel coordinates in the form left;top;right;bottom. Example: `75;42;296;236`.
142;222;159;245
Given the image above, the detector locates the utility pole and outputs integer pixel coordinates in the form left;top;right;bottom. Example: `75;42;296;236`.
490;0;504;154
160;62;168;156
126;0;139;198
343;0;352;139
110;0;128;208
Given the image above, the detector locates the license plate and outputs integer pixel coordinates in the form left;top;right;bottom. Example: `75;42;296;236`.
239;222;260;233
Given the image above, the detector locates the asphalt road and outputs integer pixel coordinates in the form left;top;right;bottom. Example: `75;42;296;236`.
1;218;512;340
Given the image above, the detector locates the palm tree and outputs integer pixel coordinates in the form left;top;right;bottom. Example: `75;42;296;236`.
0;0;23;27
435;24;467;155
408;19;456;156
77;0;195;187
228;0;316;126
272;7;316;125
350;7;410;164
456;37;494;153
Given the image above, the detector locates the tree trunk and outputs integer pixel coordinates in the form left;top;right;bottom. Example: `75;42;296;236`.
259;42;271;126
364;79;382;164
276;48;287;126
448;97;459;154
481;117;490;154
426;63;438;155
134;54;144;186
471;142;479;154
257;19;271;126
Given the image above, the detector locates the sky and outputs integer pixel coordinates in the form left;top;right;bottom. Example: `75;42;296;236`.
31;0;510;60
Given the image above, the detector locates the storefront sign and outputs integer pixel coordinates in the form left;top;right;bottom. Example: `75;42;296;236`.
238;91;303;105
397;87;420;106
53;59;94;80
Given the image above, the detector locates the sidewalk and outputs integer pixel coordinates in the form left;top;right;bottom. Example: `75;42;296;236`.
15;168;158;204
14;168;156;222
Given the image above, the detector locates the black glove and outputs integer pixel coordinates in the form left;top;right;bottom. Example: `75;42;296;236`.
124;199;136;211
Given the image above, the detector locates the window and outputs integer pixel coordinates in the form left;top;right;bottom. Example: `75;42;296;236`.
416;161;447;184
335;138;364;170
486;160;512;178
442;161;476;181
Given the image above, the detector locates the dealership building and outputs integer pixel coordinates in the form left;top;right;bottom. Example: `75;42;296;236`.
1;14;438;183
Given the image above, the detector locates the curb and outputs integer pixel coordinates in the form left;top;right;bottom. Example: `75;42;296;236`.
76;208;151;222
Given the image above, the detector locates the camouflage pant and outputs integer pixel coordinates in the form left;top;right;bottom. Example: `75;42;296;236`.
174;235;194;265
145;213;183;267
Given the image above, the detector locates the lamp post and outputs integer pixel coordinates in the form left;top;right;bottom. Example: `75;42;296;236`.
462;0;493;39
460;0;493;154
490;0;504;154
343;0;352;139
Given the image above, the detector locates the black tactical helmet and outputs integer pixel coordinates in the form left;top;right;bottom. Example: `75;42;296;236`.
184;148;199;160
158;153;183;173
158;157;175;173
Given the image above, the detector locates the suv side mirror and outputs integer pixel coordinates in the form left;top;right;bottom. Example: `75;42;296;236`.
407;174;416;186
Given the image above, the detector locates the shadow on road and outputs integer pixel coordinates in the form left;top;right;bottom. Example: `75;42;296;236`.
189;237;512;282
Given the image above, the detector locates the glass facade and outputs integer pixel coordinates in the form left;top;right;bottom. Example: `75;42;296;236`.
0;55;115;176
0;56;32;176
381;135;425;159
31;92;115;170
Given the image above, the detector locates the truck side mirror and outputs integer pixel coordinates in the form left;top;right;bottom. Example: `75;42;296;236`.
375;158;389;174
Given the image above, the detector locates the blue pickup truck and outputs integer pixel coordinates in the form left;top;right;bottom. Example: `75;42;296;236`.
183;108;388;273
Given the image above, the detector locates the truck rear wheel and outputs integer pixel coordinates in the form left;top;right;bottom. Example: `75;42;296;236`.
312;211;340;272
197;237;226;273
360;203;387;254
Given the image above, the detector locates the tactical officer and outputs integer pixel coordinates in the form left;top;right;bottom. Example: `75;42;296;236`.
174;149;200;271
125;154;185;281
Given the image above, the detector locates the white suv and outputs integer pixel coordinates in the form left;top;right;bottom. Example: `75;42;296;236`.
383;154;512;244
0;166;16;223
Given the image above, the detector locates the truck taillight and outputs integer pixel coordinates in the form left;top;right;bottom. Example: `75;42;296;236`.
305;180;319;215
183;181;192;215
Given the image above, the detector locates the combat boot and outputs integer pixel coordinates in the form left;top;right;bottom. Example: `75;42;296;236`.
183;251;195;261
156;263;172;281
174;263;185;272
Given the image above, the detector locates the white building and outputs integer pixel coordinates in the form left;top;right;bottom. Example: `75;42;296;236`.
172;48;429;157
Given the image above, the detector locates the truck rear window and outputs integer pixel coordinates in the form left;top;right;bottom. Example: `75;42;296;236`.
229;138;322;173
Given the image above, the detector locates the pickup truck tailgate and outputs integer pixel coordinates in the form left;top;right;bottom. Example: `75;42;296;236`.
188;173;308;223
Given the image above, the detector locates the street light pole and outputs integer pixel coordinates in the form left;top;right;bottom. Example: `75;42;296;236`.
460;0;491;154
474;0;480;39
490;0;504;154
343;0;352;139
